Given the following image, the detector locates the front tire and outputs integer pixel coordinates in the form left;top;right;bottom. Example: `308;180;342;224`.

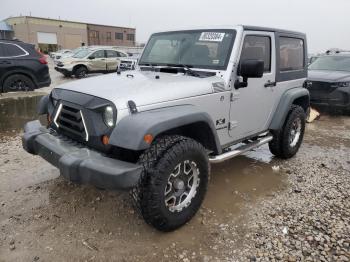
74;66;87;79
269;105;306;159
132;136;209;232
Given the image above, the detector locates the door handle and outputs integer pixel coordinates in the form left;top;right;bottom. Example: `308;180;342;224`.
264;81;276;87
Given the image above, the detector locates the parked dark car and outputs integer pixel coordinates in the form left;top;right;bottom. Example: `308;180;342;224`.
306;54;350;112
0;39;51;92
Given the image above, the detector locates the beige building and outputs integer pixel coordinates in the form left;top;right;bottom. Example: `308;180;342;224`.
5;16;88;53
5;16;136;53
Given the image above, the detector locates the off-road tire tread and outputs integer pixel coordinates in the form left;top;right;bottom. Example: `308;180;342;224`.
132;135;209;231
269;105;306;159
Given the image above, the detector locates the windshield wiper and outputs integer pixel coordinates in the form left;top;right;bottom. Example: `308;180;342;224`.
165;64;202;77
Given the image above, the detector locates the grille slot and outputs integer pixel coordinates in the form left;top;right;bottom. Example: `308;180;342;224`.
56;104;88;141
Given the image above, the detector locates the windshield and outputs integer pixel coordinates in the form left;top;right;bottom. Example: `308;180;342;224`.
139;30;236;70
72;48;83;54
73;49;90;58
309;56;350;72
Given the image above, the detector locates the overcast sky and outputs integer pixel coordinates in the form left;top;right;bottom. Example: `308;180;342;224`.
1;0;349;53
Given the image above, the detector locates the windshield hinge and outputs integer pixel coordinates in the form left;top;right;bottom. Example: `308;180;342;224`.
128;100;138;114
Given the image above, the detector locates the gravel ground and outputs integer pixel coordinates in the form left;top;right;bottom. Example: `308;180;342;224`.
0;62;349;261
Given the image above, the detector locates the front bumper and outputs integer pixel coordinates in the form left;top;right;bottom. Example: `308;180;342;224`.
55;66;73;75
22;120;142;190
308;84;350;109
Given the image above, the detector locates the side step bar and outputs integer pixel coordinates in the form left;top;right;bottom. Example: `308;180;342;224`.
209;135;273;164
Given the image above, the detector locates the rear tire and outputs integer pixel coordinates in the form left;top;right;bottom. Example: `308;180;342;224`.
132;136;209;232
269;105;306;159
2;74;35;92
74;66;87;79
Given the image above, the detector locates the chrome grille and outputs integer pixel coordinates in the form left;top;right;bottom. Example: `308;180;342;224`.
55;104;88;141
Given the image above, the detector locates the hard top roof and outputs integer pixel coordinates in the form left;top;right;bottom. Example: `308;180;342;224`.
152;25;305;36
242;25;305;36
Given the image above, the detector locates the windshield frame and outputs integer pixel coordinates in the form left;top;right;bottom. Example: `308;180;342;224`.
139;29;236;70
308;55;350;72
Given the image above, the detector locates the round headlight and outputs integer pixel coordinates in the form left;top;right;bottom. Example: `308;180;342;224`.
103;106;114;127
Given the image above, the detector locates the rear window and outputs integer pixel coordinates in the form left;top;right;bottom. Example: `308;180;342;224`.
279;37;304;72
0;42;27;57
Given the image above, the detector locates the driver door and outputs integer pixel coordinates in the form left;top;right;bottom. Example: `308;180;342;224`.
229;32;277;141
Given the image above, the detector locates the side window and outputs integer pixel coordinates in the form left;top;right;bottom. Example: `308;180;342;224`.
92;50;105;58
240;35;271;72
106;50;118;58
0;43;27;57
279;37;304;72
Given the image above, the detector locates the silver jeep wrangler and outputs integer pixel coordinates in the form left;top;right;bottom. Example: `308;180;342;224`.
23;25;309;231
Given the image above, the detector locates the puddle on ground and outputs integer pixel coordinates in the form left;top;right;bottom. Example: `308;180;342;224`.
205;148;284;217
0;95;45;136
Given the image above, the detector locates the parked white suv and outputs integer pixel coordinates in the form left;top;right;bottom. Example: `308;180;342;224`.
23;25;309;231
54;47;128;78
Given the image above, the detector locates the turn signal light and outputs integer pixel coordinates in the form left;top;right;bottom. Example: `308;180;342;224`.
144;134;153;144
102;135;109;145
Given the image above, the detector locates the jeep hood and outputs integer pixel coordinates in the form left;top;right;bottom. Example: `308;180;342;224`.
54;70;224;109
308;70;350;82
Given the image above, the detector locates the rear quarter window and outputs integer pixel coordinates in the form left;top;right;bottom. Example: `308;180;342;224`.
0;42;28;58
279;37;304;72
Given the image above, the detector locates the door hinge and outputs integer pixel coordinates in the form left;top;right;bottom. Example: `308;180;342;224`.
229;121;238;130
230;92;239;102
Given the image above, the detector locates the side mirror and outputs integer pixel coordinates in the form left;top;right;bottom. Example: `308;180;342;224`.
235;59;264;89
88;56;95;60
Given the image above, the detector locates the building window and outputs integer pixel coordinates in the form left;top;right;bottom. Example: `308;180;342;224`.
127;34;135;42
89;30;99;39
115;32;123;40
106;32;111;41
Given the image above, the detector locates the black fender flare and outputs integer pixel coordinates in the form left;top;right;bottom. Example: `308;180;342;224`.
109;105;222;154
37;94;50;115
269;87;310;131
